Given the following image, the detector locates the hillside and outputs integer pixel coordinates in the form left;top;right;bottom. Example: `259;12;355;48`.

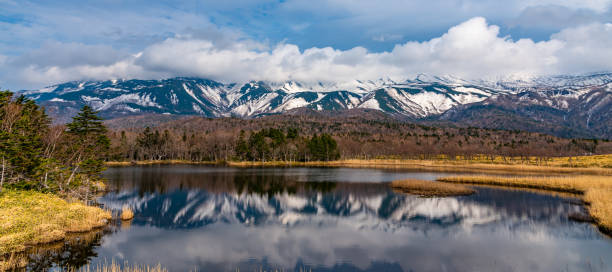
22;73;612;139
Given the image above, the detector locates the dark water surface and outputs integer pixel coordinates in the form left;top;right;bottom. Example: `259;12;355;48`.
33;166;612;271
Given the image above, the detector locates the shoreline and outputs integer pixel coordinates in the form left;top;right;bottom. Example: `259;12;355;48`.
0;190;112;268
437;175;612;237
105;156;612;175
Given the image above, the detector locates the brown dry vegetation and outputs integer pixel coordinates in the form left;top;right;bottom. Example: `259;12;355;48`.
224;157;612;175
437;175;612;234
120;207;134;221
73;261;168;272
106;114;612;162
106;160;218;167
391;179;475;197
0;190;111;256
107;154;612;175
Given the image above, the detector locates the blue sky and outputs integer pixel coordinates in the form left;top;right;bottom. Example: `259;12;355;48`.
1;0;611;89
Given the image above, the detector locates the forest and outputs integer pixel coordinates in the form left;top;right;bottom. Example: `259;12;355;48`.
0;91;109;198
104;113;612;163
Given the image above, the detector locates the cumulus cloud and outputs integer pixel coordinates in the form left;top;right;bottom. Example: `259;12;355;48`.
3;17;612;89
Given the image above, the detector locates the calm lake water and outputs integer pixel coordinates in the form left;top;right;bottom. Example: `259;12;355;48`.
29;166;612;271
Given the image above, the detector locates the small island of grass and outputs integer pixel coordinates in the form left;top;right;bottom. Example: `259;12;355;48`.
391;179;475;197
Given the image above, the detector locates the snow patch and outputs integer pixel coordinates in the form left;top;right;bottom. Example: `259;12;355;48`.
192;103;205;115
358;98;381;110
183;83;206;106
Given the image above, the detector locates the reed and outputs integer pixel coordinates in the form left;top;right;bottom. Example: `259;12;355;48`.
106;160;219;167
0;190;111;256
107;154;612;175
120;206;134;221
437;175;611;193
225;158;612;175
437;175;612;234
0;252;27;271
71;261;168;272
391;179;475;197
584;188;612;233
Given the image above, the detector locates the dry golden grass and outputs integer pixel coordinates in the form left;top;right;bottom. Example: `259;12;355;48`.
2;257;168;272
54;261;168;272
437;175;611;193
120;206;134;221
226;158;612;175
423;154;612;168
391;179;475;197
437;175;612;234
0;253;27;271
584;188;612;233
106;160;218;167
107;154;612;175
0;190;111;256
68;261;168;272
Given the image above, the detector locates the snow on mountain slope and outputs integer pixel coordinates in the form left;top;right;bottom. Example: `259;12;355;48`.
20;73;612;138
24;75;499;120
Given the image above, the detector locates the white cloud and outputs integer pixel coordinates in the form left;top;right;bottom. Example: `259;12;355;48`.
3;17;612;89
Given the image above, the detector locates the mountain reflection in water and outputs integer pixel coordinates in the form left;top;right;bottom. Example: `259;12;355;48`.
30;166;612;272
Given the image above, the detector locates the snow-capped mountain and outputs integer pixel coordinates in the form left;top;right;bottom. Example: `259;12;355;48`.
21;73;612;138
21;76;496;121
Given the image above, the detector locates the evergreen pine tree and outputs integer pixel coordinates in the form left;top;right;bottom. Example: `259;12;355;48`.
65;105;110;187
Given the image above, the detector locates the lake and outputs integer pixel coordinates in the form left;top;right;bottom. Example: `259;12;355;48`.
28;166;612;271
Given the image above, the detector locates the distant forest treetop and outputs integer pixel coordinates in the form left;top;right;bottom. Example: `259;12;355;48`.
105;112;611;163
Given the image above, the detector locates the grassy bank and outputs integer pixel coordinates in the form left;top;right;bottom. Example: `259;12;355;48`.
105;159;219;167
391;179;475;197
437;175;612;234
0;190;111;256
225;158;612;175
107;154;612;175
1;259;168;272
72;261;167;272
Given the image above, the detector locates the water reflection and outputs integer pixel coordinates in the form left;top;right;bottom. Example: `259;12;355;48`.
11;227;116;271
30;166;612;271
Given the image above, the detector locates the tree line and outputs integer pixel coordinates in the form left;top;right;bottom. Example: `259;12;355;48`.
106;114;610;163
110;126;339;162
0;91;109;199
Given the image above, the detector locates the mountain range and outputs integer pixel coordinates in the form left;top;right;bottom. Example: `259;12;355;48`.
21;73;612;139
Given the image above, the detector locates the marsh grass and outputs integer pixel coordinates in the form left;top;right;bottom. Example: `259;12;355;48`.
584;188;612;233
120;207;134;221
107;154;612;175
225;158;612;175
70;261;168;272
0;252;27;271
0;190;111;256
391;179;475;197
105;160;218;167
437;175;612;234
437;175;611;193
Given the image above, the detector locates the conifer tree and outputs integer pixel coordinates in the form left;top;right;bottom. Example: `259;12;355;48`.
65;105;110;188
0;91;50;191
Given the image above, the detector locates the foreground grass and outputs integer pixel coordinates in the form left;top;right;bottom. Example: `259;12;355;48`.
391;179;475;197
72;261;167;272
0;190;111;256
1;259;168;272
437;175;612;234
